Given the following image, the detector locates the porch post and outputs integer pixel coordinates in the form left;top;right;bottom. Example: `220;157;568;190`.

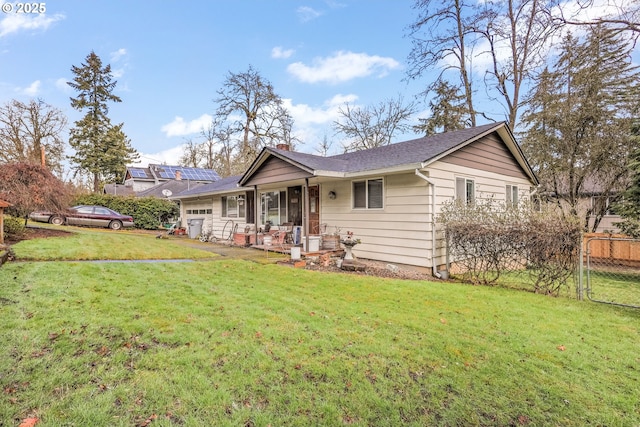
253;185;259;243
304;178;310;251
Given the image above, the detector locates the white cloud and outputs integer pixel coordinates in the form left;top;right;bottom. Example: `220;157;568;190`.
55;77;70;92
110;48;127;62
134;145;188;168
17;80;41;96
160;114;213;137
109;48;128;78
111;68;125;78
284;93;358;125
287;51;400;84
0;11;64;37
297;6;323;22
271;46;295;59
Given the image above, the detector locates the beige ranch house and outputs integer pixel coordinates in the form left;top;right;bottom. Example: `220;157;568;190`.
173;122;539;276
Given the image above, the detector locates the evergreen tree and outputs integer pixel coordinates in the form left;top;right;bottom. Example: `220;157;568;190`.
414;79;470;136
521;26;640;231
68;51;138;192
614;122;640;237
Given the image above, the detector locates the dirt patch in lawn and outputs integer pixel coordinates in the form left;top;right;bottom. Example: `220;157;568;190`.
4;226;72;245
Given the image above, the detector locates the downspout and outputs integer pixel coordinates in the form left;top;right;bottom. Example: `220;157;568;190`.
415;169;442;279
304;178;310;251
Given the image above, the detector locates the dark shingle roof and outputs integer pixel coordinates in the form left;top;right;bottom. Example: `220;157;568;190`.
271;122;502;174
175;175;243;198
135;180;203;198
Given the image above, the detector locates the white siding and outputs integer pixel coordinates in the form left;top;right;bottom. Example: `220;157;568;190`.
320;173;434;267
181;193;251;239
319;163;533;269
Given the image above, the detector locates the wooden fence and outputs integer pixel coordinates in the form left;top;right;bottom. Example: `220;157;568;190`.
584;233;640;266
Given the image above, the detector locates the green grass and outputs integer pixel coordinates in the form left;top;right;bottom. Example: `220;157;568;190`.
12;228;216;261
0;232;639;426
585;269;640;307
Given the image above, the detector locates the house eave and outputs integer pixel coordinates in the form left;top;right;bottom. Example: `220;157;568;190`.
170;185;251;201
343;163;425;178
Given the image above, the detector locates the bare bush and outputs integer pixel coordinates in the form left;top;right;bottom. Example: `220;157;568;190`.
440;200;581;295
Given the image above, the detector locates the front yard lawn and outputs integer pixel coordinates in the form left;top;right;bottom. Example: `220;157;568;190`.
0;230;638;426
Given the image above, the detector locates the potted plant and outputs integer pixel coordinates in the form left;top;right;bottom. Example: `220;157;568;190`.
321;226;341;250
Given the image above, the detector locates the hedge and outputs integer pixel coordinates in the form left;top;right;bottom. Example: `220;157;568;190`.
73;194;179;230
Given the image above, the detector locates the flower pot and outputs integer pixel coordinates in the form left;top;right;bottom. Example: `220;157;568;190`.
322;235;340;250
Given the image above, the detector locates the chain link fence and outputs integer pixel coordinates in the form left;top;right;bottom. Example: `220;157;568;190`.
580;235;640;308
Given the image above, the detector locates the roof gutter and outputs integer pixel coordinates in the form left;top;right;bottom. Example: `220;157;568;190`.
414;169;442;279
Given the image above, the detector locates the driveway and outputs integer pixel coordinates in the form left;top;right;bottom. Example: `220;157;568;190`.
171;236;287;264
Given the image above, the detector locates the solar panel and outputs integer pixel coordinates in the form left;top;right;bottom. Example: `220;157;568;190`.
129;168;148;178
152;165;220;181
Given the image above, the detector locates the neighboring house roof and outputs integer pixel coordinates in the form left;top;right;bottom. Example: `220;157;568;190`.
125;164;220;183
103;183;136;196
539;173;630;198
173;175;246;199
136;180;204;198
240;122;538;186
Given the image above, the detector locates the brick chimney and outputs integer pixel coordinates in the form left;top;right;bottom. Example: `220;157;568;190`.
276;143;290;151
175;170;182;180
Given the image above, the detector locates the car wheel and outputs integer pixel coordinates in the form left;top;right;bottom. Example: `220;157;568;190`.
49;216;64;225
108;220;123;230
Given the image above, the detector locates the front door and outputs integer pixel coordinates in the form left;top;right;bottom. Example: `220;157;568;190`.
308;185;320;234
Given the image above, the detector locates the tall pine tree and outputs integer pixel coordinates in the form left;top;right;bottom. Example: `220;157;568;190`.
521;26;640;231
68;51;138;192
614;121;640;237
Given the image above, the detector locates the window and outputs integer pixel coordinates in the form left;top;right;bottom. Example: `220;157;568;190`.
456;177;475;204
261;191;286;224
186;209;193;214
353;178;383;209
222;195;246;218
506;185;519;206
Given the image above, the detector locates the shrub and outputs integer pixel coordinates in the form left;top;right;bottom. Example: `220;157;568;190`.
72;194;179;230
3;215;26;240
439;199;581;295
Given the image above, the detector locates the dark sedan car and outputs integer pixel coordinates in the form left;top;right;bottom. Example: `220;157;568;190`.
29;205;135;230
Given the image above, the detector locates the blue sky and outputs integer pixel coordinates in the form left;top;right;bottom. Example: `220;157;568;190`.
1;0;638;169
1;0;430;167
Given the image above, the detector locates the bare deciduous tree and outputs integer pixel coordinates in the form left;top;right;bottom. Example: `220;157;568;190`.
179;138;204;168
407;0;479;126
475;0;555;127
549;0;640;35
333;95;417;152
0;99;67;175
214;65;292;169
407;0;555;130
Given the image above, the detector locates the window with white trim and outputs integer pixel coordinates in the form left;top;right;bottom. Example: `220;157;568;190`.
506;185;519;206
455;177;475;204
353;178;383;209
222;195;246;218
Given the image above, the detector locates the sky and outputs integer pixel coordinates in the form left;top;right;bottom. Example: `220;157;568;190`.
1;0;638;170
